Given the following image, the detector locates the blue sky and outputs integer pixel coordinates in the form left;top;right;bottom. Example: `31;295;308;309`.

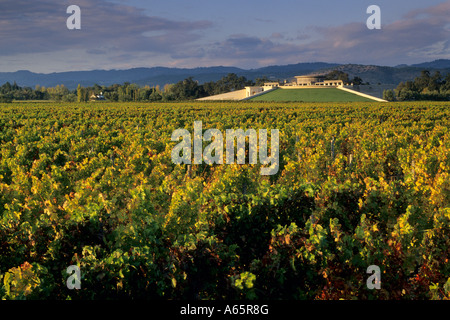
1;0;449;72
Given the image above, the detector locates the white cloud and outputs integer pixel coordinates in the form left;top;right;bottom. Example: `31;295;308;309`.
408;40;450;59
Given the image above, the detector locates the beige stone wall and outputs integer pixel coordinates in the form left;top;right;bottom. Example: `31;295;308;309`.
197;89;247;101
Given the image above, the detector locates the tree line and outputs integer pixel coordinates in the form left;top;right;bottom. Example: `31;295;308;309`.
0;71;366;103
0;73;256;103
383;70;450;101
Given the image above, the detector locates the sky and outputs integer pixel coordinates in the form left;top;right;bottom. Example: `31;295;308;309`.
0;0;449;73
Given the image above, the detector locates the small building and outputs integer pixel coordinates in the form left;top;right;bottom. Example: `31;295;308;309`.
263;82;280;88
90;92;105;101
245;84;278;98
293;76;344;87
295;75;325;86
246;86;264;97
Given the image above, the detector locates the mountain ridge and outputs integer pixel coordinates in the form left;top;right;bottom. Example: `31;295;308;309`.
1;60;449;90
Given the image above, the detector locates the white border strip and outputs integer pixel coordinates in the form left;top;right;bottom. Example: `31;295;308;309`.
337;86;388;102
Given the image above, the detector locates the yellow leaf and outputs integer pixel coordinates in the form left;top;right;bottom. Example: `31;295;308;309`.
171;277;177;288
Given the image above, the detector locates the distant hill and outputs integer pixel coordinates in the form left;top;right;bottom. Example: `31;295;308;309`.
0;66;245;90
0;63;339;89
1;60;449;89
314;61;450;85
242;62;340;80
408;59;450;70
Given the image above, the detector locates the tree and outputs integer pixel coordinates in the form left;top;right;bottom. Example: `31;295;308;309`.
117;84;134;102
325;71;350;84
93;84;102;94
126;83;140;101
1;82;12;93
442;73;450;93
77;84;84;102
413;70;430;92
352;76;364;85
149;88;162;101
47;84;70;101
11;81;19;91
62;93;77;102
0;93;13;103
255;76;270;86
163;84;173;93
383;89;395;101
104;91;118;102
428;71;443;92
201;81;217;97
214;73;253;94
395;81;418;101
394;70;450;101
139;86;152;101
170;77;204;100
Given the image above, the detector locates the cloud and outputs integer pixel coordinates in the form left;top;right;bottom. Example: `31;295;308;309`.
404;1;450;20
0;0;212;56
190;1;450;67
309;2;450;65
270;33;284;40
206;35;302;66
2;1;450;71
86;49;107;55
408;40;450;59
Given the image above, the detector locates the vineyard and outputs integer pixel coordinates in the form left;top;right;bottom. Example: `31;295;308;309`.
0;101;449;300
